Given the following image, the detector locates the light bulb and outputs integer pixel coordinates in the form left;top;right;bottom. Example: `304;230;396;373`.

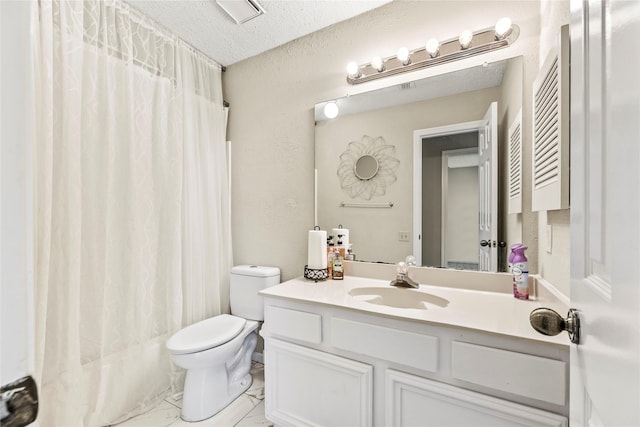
371;56;384;72
459;29;473;49
397;47;411;65
495;17;512;40
425;38;440;58
346;61;360;78
323;102;339;119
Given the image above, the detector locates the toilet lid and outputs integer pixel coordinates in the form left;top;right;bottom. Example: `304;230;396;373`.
166;314;247;355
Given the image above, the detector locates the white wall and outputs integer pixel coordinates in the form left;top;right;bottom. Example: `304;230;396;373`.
498;57;525;253
226;1;549;281
1;0;35;385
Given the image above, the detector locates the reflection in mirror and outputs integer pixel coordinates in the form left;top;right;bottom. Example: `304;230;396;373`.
315;57;523;271
354;155;379;180
429;141;480;270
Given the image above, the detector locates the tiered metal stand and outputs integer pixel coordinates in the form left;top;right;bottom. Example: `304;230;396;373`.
304;265;328;282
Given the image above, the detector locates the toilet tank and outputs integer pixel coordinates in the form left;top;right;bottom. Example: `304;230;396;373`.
230;265;280;321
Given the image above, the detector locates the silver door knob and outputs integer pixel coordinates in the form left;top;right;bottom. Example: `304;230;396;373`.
529;308;581;344
0;376;38;427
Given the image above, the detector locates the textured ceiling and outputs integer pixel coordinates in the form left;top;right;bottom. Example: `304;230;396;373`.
125;0;392;66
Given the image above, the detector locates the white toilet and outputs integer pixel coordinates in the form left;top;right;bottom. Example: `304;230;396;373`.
166;265;280;422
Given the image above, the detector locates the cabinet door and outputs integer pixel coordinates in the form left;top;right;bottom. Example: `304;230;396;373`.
386;370;567;427
266;339;372;427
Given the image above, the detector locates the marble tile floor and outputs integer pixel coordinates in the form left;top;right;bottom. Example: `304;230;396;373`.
114;362;272;427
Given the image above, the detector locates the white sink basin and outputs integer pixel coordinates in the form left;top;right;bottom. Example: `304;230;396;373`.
348;286;449;310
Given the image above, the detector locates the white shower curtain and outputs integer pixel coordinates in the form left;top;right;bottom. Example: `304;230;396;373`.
31;1;231;425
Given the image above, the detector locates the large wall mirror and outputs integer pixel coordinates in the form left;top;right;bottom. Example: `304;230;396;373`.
314;56;523;272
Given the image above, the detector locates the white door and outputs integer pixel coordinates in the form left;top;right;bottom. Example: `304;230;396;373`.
0;1;38;425
478;102;498;272
569;0;640;425
0;0;36;415
412;120;484;268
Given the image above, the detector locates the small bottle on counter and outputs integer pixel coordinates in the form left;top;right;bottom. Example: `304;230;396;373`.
327;242;335;278
345;245;355;261
332;248;344;280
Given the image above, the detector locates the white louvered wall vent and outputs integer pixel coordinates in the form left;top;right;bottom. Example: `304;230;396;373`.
508;109;523;214
532;25;569;211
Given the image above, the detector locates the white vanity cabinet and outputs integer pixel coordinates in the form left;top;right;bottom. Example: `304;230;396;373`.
262;280;569;427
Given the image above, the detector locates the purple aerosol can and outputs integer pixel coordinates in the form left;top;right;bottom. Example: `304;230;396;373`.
511;245;529;300
508;243;524;274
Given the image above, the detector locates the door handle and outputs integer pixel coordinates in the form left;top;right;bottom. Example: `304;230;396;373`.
480;240;490;247
0;376;38;427
530;308;581;344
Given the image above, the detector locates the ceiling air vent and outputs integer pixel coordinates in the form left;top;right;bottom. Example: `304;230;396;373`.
216;0;265;24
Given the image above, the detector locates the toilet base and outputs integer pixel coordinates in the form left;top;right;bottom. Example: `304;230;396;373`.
179;332;257;422
180;371;252;422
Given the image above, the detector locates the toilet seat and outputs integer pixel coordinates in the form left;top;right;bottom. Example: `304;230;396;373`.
167;314;247;355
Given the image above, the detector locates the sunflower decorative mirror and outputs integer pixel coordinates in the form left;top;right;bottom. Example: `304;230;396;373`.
337;135;400;200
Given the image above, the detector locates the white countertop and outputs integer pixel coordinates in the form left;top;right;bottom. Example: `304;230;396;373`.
260;275;569;347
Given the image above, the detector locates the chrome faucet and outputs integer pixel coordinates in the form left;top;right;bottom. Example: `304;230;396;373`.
390;257;419;288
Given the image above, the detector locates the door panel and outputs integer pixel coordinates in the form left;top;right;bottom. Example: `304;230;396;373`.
570;0;640;425
266;339;373;427
478;102;498;271
1;1;37;423
385;370;567;427
1;0;34;386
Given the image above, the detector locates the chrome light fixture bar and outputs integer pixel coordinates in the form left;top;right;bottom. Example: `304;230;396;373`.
346;22;520;85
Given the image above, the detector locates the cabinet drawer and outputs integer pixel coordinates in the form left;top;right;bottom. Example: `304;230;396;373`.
451;341;566;405
265;306;322;344
331;317;439;372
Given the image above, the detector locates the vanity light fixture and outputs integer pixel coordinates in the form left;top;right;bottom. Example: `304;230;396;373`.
371;56;385;72
458;29;473;49
397;47;411;65
494;16;513;40
346;19;519;85
323;101;339;119
346;61;361;79
425;38;440;58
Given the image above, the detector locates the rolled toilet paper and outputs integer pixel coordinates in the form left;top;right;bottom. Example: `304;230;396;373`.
308;229;327;269
332;227;349;249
